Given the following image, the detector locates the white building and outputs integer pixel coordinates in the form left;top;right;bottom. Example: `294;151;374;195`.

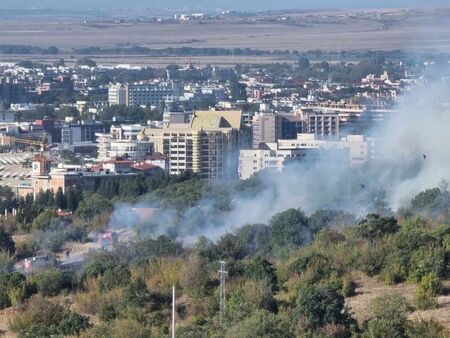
238;143;307;180
109;81;183;107
239;133;369;179
96;124;152;161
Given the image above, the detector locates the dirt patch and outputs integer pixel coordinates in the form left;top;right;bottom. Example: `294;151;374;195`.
346;272;450;329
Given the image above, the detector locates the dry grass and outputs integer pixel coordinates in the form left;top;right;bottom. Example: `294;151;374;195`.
0;308;18;338
0;8;449;68
346;272;450;329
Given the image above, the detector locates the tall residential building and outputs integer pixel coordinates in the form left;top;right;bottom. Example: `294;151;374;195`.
251;113;303;149
141;110;242;180
304;113;340;139
252;113;280;149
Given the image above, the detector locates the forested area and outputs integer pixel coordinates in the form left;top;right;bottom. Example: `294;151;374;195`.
0;172;449;337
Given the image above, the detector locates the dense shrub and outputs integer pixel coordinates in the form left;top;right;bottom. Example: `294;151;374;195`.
32;269;74;296
9;296;91;337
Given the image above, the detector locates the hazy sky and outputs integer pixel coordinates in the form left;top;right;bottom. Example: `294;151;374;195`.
2;0;450;11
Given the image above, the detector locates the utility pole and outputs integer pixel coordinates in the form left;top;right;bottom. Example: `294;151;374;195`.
218;260;228;326
172;285;176;338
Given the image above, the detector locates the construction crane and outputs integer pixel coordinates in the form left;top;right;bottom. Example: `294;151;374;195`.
0;132;48;154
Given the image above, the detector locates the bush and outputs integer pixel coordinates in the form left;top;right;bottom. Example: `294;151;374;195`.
100;265;131;291
9;296;91;337
32;269;73;296
294;284;355;332
0;227;15;255
358;244;386;277
341;275;357;297
363;294;412;338
226;309;290;338
409;245;446;282
416;273;442;310
406;319;448;338
357;214;398;243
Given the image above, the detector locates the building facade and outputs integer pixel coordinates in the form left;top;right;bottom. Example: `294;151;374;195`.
141;110;242;180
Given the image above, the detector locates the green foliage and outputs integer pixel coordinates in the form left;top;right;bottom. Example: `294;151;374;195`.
100;265;131;291
270;208;309;255
0;227;15;255
358;244;386;277
32;269;74;297
406;319;448;338
229;80;247;101
309;209;356;232
410;187;449;218
31;209;55;232
363;295;412;338
245;257;278;290
341;275;357;297
0;251;14;273
416;273;442;310
294;284;355;332
357;214;398;242
226;309;289;338
409;245;446;282
9;296;91;337
180;254;210;300
74;193;112;221
235;224;272;257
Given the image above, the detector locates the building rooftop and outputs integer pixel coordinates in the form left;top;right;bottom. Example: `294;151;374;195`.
192;110;242;131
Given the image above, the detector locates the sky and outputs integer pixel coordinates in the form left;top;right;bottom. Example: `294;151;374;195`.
1;0;450;11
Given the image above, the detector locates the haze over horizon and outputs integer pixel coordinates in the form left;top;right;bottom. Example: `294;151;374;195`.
1;0;450;11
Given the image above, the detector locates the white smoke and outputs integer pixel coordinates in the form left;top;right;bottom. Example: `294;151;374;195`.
108;73;450;242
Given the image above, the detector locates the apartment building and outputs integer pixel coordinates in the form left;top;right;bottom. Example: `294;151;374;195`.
239;133;369;179
141;110;242;180
108;81;183;107
251;112;303;149
239;143;308;180
96;124;152;161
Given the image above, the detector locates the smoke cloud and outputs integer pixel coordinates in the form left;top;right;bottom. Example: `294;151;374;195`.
108;69;450;242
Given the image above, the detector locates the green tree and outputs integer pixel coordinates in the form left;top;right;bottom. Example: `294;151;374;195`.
245;257;278;290
75;193;112;221
0;227;15;255
55;187;67;210
270;208;309;254
31;209;55;232
66;186;83;212
230;80;247;101
358;214;398;243
294;284;355;332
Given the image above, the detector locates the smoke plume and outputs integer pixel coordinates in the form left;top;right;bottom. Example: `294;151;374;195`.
108;73;450;242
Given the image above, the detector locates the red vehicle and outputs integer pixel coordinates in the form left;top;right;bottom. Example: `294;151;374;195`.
98;232;119;250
